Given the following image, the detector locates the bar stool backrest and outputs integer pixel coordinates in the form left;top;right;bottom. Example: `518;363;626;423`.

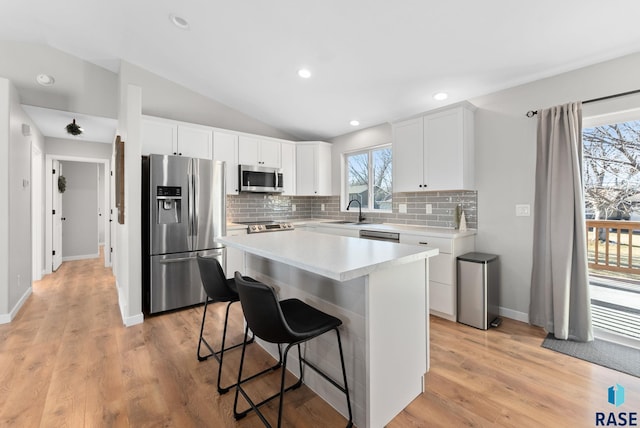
234;272;296;344
197;255;237;301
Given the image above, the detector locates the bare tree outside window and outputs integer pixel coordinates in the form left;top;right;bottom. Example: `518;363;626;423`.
346;146;392;210
583;120;640;221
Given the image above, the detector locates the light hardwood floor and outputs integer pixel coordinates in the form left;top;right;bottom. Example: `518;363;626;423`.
1;254;638;427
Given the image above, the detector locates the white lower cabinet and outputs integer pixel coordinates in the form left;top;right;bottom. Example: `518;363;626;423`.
225;229;246;279
400;233;475;321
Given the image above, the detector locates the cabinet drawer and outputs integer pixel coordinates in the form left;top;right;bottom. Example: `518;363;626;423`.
400;234;453;254
430;253;453;284
429;280;455;316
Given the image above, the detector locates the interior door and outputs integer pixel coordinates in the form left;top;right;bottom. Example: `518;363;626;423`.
52;160;62;271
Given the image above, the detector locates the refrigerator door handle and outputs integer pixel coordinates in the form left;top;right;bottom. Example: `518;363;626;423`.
158;256;195;264
187;159;194;248
193;161;199;236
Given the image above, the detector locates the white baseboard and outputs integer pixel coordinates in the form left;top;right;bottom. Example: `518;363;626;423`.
124;313;144;327
499;306;529;323
0;287;32;324
62;253;100;262
115;278;144;327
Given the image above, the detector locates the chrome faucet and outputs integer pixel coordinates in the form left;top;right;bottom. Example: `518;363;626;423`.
346;199;365;223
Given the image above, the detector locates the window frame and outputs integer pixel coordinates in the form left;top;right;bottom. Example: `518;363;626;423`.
341;143;393;213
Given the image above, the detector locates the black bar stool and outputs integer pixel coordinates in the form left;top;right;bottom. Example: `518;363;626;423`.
196;255;280;394
233;272;353;428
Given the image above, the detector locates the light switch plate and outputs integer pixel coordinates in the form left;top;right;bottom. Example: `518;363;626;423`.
399;203;407;214
516;204;531;216
292;204;296;212
426;204;432;214
321;204;325;211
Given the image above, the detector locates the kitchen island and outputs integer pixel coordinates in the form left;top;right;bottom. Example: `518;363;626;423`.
216;230;438;428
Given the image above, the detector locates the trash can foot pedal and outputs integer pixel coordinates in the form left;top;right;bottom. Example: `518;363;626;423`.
490;318;502;328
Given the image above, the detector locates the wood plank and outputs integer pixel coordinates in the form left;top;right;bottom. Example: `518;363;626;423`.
1;250;640;427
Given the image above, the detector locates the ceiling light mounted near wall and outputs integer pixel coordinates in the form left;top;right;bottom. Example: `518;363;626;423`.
65;119;84;136
170;14;190;30
350;120;360;126
36;74;55;86
433;92;448;101
298;68;312;79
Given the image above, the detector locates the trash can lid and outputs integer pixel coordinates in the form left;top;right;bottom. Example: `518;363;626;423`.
457;252;498;263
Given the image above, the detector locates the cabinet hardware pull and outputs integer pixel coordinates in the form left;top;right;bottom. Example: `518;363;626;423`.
419;242;428;245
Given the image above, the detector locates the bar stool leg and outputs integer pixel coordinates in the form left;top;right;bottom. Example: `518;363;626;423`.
335;329;353;427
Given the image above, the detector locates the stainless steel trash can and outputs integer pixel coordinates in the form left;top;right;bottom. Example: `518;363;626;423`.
457;252;499;330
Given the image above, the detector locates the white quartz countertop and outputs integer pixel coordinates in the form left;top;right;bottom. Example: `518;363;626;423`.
217;230;438;282
227;219;476;238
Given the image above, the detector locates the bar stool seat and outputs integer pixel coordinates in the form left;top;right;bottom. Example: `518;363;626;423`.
196;255;280;394
233;272;353;428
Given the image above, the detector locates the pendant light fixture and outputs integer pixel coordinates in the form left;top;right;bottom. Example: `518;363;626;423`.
65;118;84;136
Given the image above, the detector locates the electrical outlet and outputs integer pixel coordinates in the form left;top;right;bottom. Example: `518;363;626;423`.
516;204;531;216
292;204;296;212
399;203;407;214
321;204;325;211
426;204;432;214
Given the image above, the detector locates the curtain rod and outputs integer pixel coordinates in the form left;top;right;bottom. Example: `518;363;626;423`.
525;89;640;118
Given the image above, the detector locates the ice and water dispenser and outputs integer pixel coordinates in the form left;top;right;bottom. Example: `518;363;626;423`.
156;186;182;224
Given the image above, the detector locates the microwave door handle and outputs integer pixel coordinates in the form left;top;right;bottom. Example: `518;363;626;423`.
274;170;278;190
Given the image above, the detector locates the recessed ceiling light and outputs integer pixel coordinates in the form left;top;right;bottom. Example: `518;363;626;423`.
350;120;360;126
298;68;312;79
36;74;55;86
433;92;448;101
170;14;190;30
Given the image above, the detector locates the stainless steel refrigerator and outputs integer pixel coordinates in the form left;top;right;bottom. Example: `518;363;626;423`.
142;154;226;314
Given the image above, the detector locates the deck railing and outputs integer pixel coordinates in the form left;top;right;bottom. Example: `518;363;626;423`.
586;220;640;274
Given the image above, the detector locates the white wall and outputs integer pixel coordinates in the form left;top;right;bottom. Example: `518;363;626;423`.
0;78;44;322
328;52;640;322
60;161;99;259
468;51;640;321
120;61;296;140
0;41;118;119
46;137;113;159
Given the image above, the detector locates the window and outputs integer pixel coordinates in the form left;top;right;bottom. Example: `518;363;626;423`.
344;145;392;211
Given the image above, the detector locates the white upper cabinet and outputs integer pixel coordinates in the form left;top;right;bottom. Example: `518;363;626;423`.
213;131;239;195
177;124;213;159
393;103;475;191
141;116;212;159
238;136;281;168
141;117;177;156
280;142;296;195
296;142;332;196
392;117;424;193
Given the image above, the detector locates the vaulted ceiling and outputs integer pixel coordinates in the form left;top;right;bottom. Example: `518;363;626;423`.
2;1;640;140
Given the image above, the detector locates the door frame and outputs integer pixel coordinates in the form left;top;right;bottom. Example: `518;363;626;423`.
45;154;112;273
31;144;43;280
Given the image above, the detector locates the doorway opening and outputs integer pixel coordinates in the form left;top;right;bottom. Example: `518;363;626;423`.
583;112;640;349
44;155;111;274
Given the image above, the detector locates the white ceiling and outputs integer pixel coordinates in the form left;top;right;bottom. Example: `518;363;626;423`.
22;105;117;144
3;1;640;140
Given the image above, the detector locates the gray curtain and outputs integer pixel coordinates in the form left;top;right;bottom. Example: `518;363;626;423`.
529;102;593;342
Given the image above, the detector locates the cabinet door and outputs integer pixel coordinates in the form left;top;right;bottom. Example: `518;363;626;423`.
315;143;332;196
213;131;239;195
238;136;260;165
225;229;246;279
177;125;212;159
141;119;177;155
296;144;316;195
281;142;296;195
392;118;424;192
424;108;463;190
259;140;281;168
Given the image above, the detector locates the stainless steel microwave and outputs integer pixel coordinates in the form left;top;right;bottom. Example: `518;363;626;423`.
239;164;284;193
